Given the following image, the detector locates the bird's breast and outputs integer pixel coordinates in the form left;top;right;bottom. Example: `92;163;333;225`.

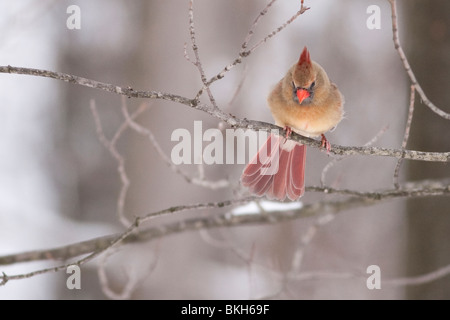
271;100;343;138
268;80;344;138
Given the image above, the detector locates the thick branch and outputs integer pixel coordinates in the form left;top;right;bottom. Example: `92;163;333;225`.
0;235;118;266
1;178;449;268
1;65;448;163
235;119;450;162
0;198;361;268
0;65;191;104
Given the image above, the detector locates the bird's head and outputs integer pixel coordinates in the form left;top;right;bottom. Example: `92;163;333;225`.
292;47;317;105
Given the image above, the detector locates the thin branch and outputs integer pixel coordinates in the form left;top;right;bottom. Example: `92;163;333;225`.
246;4;309;54
388;0;450;120
187;0;219;110
288;262;450;288
199;229;255;266
288;270;366;283
97;242;159;299
89;100;139;226
307;179;450;200
321;125;389;186
383;263;450;287
206;2;309;88
121;99;229;189
241;0;278;51
98;247;134;300
227;64;248;108
393;85;415;188
291;214;335;273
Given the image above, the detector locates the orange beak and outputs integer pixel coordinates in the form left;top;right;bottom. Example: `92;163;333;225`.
296;88;310;104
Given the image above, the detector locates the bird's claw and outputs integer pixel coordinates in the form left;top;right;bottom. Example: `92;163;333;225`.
321;134;331;153
284;126;293;139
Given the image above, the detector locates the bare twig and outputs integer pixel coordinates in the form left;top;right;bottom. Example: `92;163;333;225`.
90;100;152;226
246;4;309;54
320;125;390;186
287;262;450;288
187;0;219;109
227;65;248;108
383;263;450;287
307;179;450;200
199;229;254;265
393;85;416;188
290;213;335;275
97;242;159;299
206;1;309;88
120;99;229;189
89;100;137;227
288;270;366;282
241;0;277;51
263;261;450;288
388;0;450;120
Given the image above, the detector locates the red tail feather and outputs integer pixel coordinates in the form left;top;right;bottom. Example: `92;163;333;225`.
241;134;306;201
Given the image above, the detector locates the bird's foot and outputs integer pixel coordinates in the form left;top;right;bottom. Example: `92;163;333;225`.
321;134;331;153
283;126;292;139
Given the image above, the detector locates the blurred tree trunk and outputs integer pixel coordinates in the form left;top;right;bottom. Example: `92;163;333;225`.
54;1;153;298
403;0;450;299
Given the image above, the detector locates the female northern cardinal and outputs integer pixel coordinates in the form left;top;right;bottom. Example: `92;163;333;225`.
241;47;344;201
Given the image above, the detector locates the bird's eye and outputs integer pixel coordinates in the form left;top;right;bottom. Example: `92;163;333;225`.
310;81;316;89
